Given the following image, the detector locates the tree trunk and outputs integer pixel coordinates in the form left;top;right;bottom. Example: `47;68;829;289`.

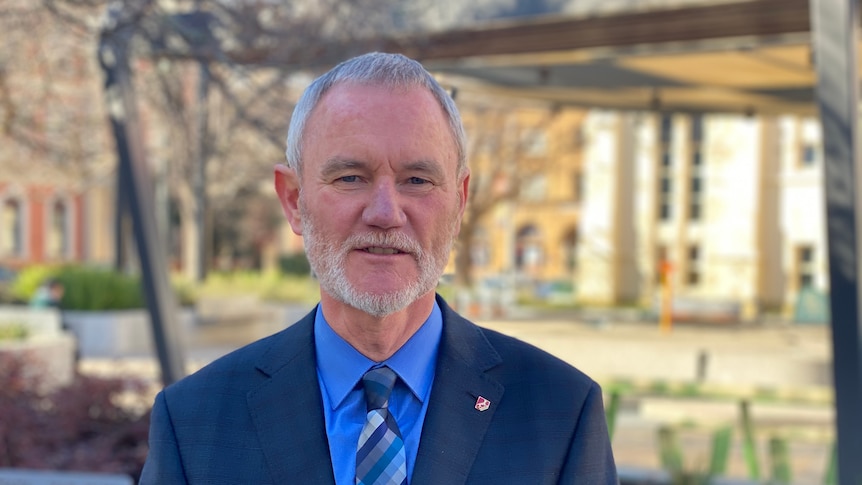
175;184;202;281
455;219;477;288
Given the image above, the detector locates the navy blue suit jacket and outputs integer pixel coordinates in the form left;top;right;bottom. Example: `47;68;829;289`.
140;296;617;484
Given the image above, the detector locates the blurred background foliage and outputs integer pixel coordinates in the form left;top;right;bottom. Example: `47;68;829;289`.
7;264;321;310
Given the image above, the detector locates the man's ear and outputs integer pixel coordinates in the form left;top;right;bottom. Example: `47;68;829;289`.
274;164;303;236
454;168;471;235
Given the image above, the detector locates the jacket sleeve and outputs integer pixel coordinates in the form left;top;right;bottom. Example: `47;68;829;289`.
558;381;619;485
139;391;188;484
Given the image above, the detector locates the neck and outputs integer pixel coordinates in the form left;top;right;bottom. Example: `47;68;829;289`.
320;291;436;362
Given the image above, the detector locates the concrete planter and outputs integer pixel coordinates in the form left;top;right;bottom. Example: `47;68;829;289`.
0;306;76;388
63;309;194;358
0;335;77;389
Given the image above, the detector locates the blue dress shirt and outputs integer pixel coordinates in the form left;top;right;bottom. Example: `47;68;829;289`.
314;302;442;485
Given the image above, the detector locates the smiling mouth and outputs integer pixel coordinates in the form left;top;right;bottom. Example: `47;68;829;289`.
362;247;405;255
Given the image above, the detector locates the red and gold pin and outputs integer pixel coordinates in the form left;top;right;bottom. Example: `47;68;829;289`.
474;396;491;411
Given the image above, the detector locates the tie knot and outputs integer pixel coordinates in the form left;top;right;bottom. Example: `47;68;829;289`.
362;366;397;411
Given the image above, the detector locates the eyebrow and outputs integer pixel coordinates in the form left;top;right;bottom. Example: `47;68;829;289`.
320;158;448;180
402;160;446;181
320;158;366;179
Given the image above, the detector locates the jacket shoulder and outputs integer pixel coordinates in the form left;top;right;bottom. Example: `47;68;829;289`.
162;313;314;400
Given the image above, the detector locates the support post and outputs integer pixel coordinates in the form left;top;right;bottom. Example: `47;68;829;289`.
193;61;209;282
193;0;210;283
809;0;862;482
99;6;186;386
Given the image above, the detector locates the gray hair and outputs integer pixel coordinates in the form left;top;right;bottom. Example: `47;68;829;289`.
285;52;467;178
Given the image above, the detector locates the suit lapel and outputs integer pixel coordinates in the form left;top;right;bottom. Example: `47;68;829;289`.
247;310;336;485
412;298;504;485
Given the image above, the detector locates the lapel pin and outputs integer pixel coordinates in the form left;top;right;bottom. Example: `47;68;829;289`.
474;396;491;411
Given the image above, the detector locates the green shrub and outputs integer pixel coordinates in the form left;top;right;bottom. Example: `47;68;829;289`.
169;274;198;307
201;270;319;304
13;265;202;311
55;266;145;310
679;382;703;398
0;323;28;341
435;282;456;303
0;286;17;305
649;379;671;395
259;273;320;303
278;253;311;275
10;265;59;303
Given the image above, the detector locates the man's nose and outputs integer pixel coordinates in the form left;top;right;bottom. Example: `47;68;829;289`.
362;180;406;229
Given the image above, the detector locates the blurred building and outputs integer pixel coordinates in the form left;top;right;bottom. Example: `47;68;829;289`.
464;107;826;319
577;112;825;319
0;2;116;273
0;166;115;271
0;1;827;320
460;107;585;287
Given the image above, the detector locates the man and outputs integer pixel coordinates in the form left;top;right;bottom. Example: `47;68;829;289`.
29;278;64;309
141;52;617;484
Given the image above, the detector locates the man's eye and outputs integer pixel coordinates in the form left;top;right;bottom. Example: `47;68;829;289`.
407;177;428;185
338;175;359;183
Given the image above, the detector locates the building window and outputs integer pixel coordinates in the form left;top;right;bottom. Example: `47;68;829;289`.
1;198;23;257
515;224;543;273
471;243;490;269
48;199;70;258
691;114;703;142
471;227;490;269
801;143;818;167
660;114;673;143
689;115;705;222
562;227;578;273
661;152;672;167
796;245;815;288
687;244;701;286
657;114;673;222
521;128;548;158
573;171;584;202
573;124;585;149
522;174;548;202
799;120;821;168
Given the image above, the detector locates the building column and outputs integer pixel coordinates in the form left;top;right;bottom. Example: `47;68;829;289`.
576;111;638;305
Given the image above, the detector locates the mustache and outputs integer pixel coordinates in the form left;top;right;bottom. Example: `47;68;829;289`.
344;232;422;256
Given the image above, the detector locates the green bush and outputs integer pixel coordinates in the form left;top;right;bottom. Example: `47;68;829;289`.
277;253;311;275
201;270;319;304
0;323;28;341
169;274;198;307
13;265;201;311
55;266;145;310
9;265;58;303
259;273;320;303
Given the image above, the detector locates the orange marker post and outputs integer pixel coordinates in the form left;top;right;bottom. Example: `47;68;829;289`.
659;260;673;334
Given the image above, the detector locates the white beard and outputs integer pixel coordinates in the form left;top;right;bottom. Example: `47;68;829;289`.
300;202;456;317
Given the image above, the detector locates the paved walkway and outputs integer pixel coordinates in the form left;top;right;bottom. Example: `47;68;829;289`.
478;316;833;485
79;304;834;484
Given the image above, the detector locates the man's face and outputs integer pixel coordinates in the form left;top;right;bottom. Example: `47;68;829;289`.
292;83;468;317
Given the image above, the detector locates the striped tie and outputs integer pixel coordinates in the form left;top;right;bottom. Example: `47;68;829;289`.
356;366;408;485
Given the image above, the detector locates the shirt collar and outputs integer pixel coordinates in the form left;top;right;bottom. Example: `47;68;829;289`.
314;301;442;410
